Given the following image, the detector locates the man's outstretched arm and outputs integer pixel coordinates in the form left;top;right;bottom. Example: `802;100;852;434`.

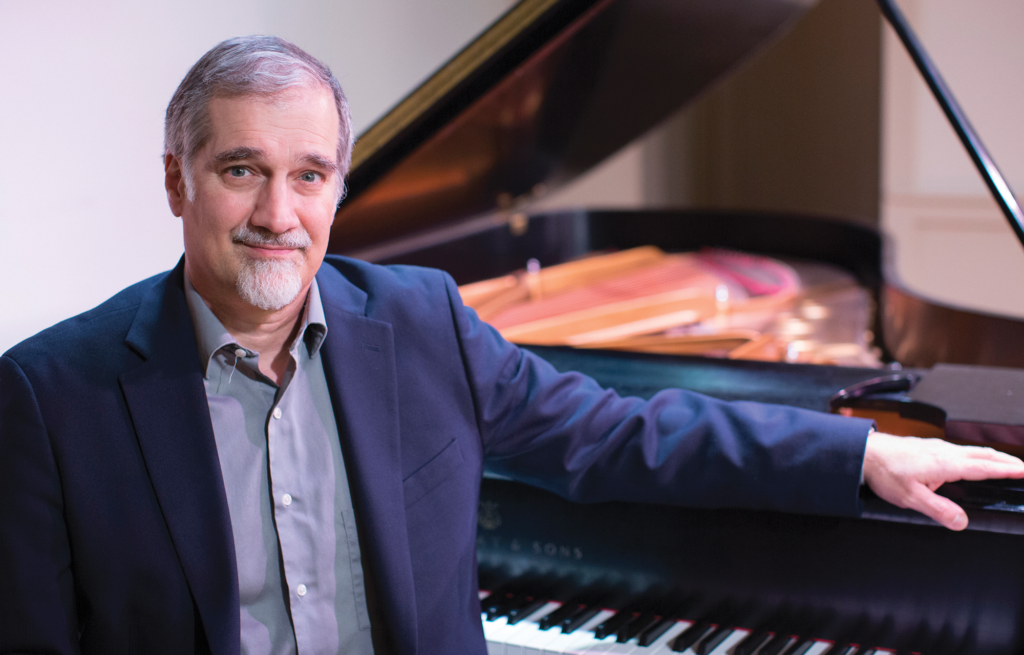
863;431;1024;530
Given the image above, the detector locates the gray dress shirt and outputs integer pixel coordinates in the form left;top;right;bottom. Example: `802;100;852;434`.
185;274;373;654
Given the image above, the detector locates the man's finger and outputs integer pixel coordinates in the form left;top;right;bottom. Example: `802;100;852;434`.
937;458;1024;482
959;446;1024;465
903;482;968;531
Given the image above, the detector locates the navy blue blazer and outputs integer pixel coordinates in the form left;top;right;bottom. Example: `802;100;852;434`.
0;256;871;654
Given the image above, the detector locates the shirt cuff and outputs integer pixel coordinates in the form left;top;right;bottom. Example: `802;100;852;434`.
860;426;876;486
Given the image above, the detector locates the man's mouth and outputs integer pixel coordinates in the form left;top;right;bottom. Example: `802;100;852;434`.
231;224;313;258
239;242;300;251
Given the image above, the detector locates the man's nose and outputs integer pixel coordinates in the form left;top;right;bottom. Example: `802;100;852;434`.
250;176;301;234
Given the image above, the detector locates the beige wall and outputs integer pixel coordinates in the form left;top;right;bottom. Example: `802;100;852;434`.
880;0;1024;318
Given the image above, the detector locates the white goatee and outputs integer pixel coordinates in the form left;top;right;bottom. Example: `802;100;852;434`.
231;223;313;311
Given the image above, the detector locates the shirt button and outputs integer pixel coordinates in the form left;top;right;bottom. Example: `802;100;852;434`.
296;584;307;597
282;493;292;506
273;407;282;419
233;348;246;358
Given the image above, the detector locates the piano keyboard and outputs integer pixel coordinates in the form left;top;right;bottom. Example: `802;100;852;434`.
478;590;906;655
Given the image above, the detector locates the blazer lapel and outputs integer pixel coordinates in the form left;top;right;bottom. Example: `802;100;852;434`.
317;265;418;655
119;262;239;655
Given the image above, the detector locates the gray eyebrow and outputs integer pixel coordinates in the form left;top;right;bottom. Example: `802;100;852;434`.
300;153;340;176
212;148;338;175
212;147;265;163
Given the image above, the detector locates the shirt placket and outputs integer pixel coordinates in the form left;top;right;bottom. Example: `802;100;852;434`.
267;347;334;653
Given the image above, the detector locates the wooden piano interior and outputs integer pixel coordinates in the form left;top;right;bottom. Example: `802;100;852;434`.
329;0;1024;651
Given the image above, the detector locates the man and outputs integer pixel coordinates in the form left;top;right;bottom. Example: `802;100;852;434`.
1;35;1021;655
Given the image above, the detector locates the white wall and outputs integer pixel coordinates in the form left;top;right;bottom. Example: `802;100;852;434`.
881;0;1024;317
0;0;510;353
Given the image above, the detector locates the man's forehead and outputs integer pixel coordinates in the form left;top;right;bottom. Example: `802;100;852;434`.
203;88;339;157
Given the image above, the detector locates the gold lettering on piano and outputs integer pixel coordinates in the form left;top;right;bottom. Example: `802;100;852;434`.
532;541;583;560
476;534;583;559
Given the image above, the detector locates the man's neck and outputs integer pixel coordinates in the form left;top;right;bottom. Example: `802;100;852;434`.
191;278;310;385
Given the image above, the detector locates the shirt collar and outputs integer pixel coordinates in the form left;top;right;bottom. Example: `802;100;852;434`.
184;271;329;378
295;277;329;357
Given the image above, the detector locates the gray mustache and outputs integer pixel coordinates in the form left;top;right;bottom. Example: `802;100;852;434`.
232;224;313;249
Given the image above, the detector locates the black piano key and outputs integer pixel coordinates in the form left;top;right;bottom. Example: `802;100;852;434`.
507;597;548;625
618;613;661;643
637;617;677;647
484;593;519;620
594;610;637;639
734;630;774;655
538;602;580;630
671;619;713;652
563;606;601;633
760;634;795;655
491;593;531;621
789;638;816;655
480;592;504;617
694;624;733;655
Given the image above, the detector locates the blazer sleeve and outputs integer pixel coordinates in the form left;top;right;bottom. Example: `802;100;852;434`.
441;273;872;517
0;354;79;654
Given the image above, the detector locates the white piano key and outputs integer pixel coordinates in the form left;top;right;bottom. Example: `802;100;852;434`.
482;601;562;654
522;605;578;655
521;619;574;655
483;615;512;655
704;628;750;655
576;637;636;653
802;641;836;655
643;621;693;654
502;602;564;655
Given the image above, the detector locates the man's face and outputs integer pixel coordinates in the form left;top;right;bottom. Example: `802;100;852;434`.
166;86;340;312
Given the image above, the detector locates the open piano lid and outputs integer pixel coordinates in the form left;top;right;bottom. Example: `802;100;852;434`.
330;0;817;256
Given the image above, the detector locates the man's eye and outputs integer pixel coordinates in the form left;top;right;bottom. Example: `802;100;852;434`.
300;171;321;183
228;167;248;178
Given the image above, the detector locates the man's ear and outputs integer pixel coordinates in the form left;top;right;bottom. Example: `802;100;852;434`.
164;153;186;217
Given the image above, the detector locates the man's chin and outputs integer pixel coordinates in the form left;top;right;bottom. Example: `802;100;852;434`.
236;260;305;311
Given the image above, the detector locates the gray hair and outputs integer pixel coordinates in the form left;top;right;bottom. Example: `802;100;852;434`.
164;35;353;203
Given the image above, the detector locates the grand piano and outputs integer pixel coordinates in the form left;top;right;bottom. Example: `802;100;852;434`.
329;0;1024;652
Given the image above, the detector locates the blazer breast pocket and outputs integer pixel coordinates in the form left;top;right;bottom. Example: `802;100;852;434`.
402;437;465;509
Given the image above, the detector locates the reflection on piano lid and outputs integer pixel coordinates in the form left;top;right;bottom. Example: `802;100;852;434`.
332;0;817;254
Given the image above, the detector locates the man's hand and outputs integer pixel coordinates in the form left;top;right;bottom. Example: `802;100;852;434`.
863;432;1024;530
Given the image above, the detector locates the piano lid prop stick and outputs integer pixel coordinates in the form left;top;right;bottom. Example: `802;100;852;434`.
876;0;1024;251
